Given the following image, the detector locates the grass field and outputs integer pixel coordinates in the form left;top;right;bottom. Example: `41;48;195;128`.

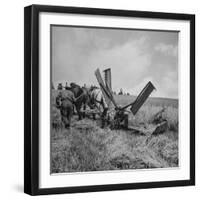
51;90;178;173
114;94;178;108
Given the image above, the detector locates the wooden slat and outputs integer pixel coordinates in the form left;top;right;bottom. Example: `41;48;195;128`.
103;68;112;92
95;68;117;108
130;81;155;115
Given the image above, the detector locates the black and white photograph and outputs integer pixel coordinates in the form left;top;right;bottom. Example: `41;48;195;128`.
51;25;179;174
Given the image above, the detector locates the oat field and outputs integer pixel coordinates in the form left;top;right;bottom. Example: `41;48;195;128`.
51;91;178;173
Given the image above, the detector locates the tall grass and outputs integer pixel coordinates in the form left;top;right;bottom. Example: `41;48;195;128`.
51;119;178;173
129;105;178;132
51;120;111;173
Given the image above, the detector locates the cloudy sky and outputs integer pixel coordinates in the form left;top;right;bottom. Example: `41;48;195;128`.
51;26;178;98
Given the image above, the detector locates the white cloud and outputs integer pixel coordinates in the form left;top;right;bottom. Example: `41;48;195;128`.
155;43;178;57
87;38;152;94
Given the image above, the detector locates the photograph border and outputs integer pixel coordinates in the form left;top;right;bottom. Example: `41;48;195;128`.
24;4;195;195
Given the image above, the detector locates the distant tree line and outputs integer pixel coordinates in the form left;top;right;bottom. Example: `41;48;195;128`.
113;88;130;96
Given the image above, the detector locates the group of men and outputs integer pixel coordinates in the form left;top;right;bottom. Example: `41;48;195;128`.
54;82;109;128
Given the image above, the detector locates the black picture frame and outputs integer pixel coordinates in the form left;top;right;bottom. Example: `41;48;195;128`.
24;4;195;196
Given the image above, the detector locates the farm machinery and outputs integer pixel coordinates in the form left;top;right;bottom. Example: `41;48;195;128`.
94;68;168;135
